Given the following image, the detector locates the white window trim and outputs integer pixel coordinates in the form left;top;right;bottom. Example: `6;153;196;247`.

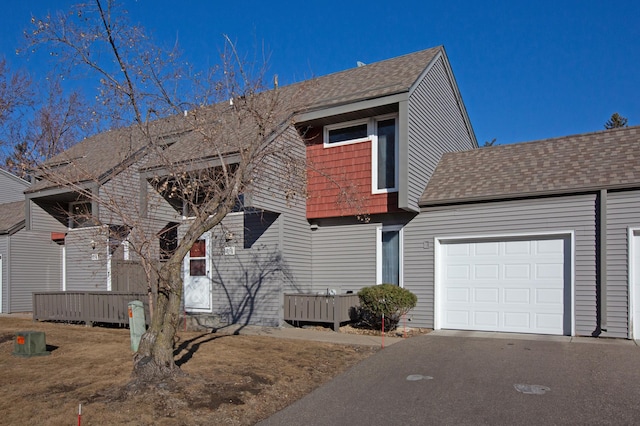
323;118;371;148
323;114;399;194
371;114;399;194
376;224;404;287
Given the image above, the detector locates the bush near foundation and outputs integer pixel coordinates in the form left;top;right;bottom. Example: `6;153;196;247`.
357;284;417;331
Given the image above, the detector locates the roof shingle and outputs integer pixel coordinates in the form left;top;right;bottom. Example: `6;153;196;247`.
0;201;25;234
420;126;640;206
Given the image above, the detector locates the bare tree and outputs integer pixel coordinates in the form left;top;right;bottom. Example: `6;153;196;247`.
0;58;33;123
3;78;92;178
28;0;306;381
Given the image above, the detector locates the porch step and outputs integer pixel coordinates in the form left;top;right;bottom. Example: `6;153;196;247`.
181;314;227;332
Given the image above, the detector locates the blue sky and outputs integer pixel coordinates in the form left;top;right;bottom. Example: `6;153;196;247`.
1;0;638;145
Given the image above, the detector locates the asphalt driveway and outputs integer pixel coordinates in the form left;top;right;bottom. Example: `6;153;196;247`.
259;332;640;425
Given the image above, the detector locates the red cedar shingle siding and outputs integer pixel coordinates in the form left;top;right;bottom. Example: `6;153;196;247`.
306;134;399;219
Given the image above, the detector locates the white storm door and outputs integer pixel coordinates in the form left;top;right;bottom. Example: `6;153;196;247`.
440;237;568;335
184;237;212;312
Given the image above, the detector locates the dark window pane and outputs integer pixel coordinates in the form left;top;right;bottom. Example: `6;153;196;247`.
382;230;400;285
328;123;368;144
190;259;206;276
159;222;179;261
190;240;206;257
377;119;396;189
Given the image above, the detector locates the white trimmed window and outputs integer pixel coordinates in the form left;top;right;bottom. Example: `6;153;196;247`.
324;114;398;193
324;119;370;147
376;224;403;286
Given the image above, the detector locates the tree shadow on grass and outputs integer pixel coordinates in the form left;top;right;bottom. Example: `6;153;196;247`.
173;332;230;367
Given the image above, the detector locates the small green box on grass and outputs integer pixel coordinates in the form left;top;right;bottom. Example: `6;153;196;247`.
13;331;50;357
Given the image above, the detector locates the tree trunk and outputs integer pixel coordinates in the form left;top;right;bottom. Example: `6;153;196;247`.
132;259;183;380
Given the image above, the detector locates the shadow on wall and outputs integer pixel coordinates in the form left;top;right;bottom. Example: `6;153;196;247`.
210;245;304;331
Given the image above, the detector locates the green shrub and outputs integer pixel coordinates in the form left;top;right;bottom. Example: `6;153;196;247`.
357;284;417;331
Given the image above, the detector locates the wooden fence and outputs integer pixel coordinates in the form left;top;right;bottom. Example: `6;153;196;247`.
283;293;360;332
33;292;150;326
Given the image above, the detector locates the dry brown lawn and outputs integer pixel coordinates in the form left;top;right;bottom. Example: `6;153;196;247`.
0;317;378;425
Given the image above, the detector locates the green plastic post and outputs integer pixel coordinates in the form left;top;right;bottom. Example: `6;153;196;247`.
128;300;146;352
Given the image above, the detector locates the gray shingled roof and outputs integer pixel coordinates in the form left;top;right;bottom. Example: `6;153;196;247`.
291;46;441;111
420;126;640;206
0;201;25;234
27;46;443;192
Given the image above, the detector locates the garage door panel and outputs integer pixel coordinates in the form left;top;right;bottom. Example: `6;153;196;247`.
536;288;563;304
536;263;564;279
536;239;564;254
440;237;569;335
504;288;530;304
446;244;470;256
504;312;530;328
446;288;469;302
504;264;530;279
446;264;470;279
504;240;531;255
474;288;499;303
474;264;499;279
475;242;499;255
474;311;499;327
446;310;470;326
535;313;563;330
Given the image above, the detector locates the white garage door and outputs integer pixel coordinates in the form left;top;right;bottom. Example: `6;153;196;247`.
439;237;569;335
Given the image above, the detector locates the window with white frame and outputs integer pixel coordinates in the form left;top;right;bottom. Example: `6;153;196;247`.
324;114;398;193
377;225;403;286
324;119;370;146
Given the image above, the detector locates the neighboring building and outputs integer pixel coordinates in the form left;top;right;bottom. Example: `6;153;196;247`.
0;169;62;312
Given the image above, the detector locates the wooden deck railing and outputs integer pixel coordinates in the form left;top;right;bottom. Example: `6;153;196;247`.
33;292;150;326
284;293;360;332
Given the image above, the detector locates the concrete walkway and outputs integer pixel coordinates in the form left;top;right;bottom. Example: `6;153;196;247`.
218;324;405;347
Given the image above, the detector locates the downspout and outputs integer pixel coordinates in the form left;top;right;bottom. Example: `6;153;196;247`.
599;189;608;332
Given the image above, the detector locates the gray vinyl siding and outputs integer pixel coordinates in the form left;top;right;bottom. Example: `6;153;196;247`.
64;227;108;291
311;221;379;293
0;237;7;312
606;189;640;338
0;170;29;203
404;195;597;336
28;201;67;232
100;159;179;226
7;230;62;311
404;56;475;212
208;212;287;326
246;126;307;214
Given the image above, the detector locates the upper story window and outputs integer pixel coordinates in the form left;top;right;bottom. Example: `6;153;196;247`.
323;114;398;193
375;118;397;192
325;121;369;145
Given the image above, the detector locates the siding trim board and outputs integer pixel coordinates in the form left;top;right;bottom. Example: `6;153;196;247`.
433;230;576;336
629;227;640;339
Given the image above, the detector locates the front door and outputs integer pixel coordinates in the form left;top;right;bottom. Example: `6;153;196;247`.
184;236;212;312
